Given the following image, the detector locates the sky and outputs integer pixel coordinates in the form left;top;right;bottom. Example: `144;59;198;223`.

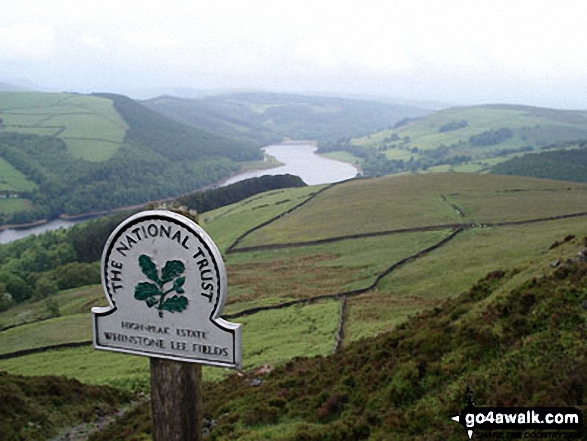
1;0;587;109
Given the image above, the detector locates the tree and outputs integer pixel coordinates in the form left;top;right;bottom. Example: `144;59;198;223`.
1;273;31;303
0;284;13;311
33;276;59;299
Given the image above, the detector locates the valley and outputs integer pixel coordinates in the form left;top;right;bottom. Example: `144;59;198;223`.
1;91;586;440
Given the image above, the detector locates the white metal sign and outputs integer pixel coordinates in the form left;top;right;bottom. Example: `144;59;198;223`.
92;210;241;369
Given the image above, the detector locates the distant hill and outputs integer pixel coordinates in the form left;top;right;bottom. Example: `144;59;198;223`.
0;92;262;225
93;93;260;162
321;104;587;177
143;92;431;145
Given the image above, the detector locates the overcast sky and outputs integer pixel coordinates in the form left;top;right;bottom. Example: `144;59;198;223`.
1;0;587;108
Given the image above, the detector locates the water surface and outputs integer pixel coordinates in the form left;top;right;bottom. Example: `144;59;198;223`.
222;142;358;186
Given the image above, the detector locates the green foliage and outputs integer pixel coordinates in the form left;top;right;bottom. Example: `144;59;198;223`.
491;145;587;182
0;128;242;221
48;262;100;290
317;138;471;176
33;276;59;300
0;91;266;225
45;298;60;318
0;176;312;310
469;128;513;146
178;174;306;213
0;228;79;303
0;273;30;302
0;91;127;162
438;119;468;132
182;261;586;440
0;287;13;312
67;211;136;263
3;174;587;440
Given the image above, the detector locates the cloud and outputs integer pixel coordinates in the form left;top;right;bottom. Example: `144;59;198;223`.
0;22;55;60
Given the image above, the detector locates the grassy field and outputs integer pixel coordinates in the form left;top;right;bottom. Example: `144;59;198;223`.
0;314;91;355
0;300;340;387
379;217;587;299
202;185;328;252
0;92;128;161
0;284;103;330
0;158;37;192
237;173;587;247
0;198;32;214
224;230;448;314
2;172;587;397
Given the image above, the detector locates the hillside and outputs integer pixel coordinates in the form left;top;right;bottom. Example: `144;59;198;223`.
88;241;587;440
0;371;134;441
0;92;262;225
143;92;431;145
320;104;587;177
2;173;587;378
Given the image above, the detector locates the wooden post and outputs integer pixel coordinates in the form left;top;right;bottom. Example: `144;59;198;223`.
150;358;203;441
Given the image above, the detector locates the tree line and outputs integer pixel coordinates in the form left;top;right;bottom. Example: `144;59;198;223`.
491;145;587;182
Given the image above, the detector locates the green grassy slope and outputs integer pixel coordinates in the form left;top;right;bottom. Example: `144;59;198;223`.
324;104;587;177
3;173;587;398
388;105;587;151
94;93;261;162
89;238;587;440
0;157;37;192
0;299;340;387
236;173;587;248
143;92;431;145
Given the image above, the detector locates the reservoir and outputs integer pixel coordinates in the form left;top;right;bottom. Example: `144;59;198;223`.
222;142;358;186
0;141;358;244
0;219;77;244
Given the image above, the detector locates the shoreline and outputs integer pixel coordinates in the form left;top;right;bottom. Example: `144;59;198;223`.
0;219;49;232
0;140;356;234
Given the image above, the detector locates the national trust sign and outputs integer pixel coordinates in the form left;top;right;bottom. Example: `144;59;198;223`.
92;210;242;369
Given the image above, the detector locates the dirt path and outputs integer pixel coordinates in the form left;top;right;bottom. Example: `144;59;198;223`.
48;397;147;441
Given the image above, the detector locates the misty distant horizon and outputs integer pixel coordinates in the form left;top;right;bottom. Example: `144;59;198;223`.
2;0;587;110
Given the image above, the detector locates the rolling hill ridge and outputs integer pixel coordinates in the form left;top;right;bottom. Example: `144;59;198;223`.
320;104;587;178
143;92;431;146
0;91;262;225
